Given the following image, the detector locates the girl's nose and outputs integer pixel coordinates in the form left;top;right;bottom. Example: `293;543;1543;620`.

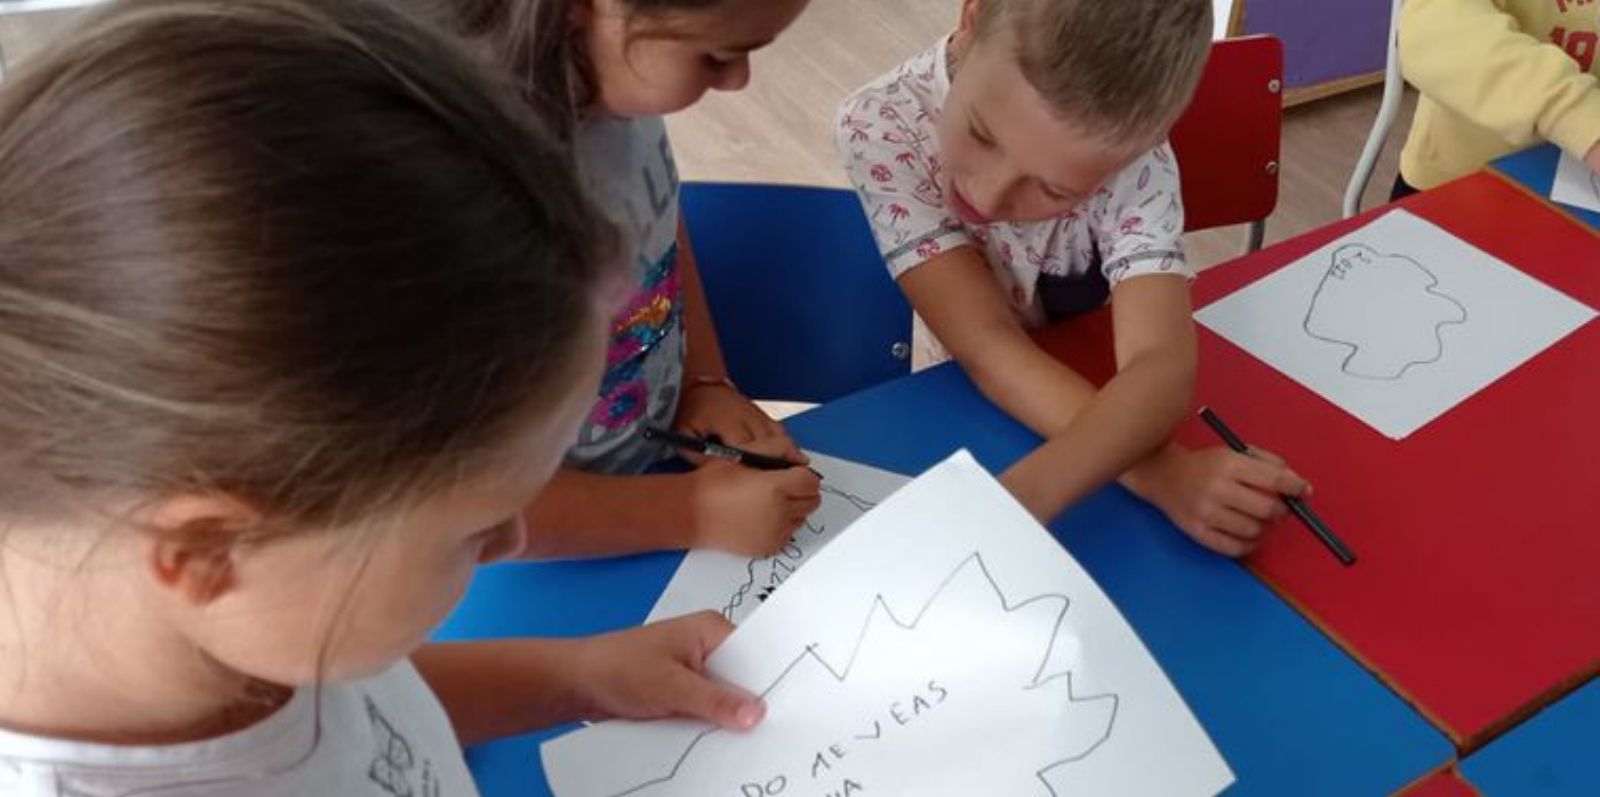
477;515;529;563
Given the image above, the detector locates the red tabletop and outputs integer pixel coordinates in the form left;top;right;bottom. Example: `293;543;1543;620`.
1397;768;1481;797
1039;173;1600;748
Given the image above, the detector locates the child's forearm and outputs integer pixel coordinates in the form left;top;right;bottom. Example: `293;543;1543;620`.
414;640;591;748
1001;344;1195;522
954;305;1193;520
901;253;1194;518
961;324;1102;438
676;220;731;382
902;248;1101;437
1118;440;1191;500
522;469;697;558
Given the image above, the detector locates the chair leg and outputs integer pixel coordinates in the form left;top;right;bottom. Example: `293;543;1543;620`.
1246;220;1266;253
1343;0;1406;219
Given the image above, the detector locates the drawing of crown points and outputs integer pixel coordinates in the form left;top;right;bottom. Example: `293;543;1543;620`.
611;553;1120;797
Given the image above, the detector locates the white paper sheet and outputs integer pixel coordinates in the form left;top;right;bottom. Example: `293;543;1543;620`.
542;451;1234;797
646;453;911;625
1196;210;1595;440
1551;150;1600;214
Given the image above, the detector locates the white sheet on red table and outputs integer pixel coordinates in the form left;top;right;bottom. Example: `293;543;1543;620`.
541;451;1234;797
1551;150;1600;214
1195;209;1595;440
645;452;910;625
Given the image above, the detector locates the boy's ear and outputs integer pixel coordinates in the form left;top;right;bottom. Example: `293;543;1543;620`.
141;494;263;606
953;0;986;48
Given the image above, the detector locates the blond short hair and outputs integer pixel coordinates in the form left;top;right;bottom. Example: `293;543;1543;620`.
975;0;1212;146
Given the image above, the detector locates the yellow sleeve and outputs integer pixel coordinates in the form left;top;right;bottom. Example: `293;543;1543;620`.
1400;0;1600;158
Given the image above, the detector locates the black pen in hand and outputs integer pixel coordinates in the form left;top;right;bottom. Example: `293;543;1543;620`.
644;427;821;478
1197;407;1356;567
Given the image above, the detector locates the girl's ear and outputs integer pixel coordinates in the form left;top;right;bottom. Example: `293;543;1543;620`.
141;495;263;606
567;0;598;28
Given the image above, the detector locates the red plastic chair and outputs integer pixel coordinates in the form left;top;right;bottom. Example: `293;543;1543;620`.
1169;35;1286;252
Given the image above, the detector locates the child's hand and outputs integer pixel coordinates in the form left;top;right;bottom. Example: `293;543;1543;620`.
690;459;821;556
1141;446;1311;557
675;382;805;463
574;612;764;731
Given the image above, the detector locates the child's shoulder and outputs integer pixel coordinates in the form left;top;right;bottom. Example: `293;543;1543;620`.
0;661;474;797
835;38;947;141
577;113;667;153
1102;141;1181;205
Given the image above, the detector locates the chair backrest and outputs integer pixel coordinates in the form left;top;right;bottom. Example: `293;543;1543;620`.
681;183;913;405
1169;35;1286;233
1343;0;1407;218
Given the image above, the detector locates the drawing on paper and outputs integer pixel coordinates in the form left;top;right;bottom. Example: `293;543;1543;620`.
1548;151;1600;213
1303;243;1468;380
546;451;1237;797
1195;209;1598;440
644;454;911;626
722;484;881;620
616;552;1120;797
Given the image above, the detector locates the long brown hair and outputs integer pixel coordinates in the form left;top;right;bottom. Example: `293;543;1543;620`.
423;0;726;136
0;0;617;532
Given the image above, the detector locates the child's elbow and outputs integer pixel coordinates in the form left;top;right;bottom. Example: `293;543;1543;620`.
1169;356;1198;423
1173;331;1199;393
1174;332;1199;392
1155;355;1196;431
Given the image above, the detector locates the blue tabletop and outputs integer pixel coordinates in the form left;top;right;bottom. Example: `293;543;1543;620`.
1460;677;1600;796
1492;144;1600;230
436;364;1452;797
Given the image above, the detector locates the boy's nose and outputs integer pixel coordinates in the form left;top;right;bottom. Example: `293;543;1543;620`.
964;176;1009;221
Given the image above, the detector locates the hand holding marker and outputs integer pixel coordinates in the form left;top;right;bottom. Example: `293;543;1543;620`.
645;426;822;478
1197;407;1356;567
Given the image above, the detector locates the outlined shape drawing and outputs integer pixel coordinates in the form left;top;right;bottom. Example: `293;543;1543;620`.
544;451;1237;797
646;453;911;625
1303;243;1468;380
720;482;883;620
1195;210;1597;439
614;552;1120;797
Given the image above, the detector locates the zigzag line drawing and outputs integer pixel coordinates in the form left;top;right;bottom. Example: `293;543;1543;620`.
719;483;883;619
613;551;1121;797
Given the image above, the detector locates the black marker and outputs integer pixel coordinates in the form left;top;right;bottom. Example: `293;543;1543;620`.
644;427;820;477
1197;407;1357;567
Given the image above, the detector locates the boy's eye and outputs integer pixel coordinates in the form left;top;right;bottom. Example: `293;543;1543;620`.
1041;185;1073;203
969;124;996;149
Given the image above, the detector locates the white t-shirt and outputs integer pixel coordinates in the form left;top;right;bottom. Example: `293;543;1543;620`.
566;115;685;475
0;661;477;797
835;37;1193;368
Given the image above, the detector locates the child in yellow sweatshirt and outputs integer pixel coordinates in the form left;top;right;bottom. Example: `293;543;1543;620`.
1397;0;1600;197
